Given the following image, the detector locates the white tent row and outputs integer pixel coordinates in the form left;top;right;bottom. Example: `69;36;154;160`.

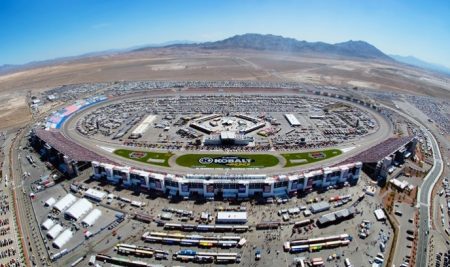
53;194;77;212
52;229;73;249
81;209;102;227
47;224;64;239
65;198;93;221
41;218;55;230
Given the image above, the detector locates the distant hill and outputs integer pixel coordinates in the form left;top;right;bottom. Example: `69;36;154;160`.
137;33;393;61
7;34;433;76
390;54;450;75
0;40;195;75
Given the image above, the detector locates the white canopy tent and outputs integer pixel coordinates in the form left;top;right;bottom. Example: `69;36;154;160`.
44;197;56;207
47;224;64;239
64;198;93;220
41;218;55;230
81;209;102;227
52;229;73;249
53;194;77;212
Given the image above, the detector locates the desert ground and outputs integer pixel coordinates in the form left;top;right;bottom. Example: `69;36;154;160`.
1;48;449;130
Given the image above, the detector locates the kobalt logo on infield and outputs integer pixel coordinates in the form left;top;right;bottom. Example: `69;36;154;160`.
199;157;214;164
198;156;254;167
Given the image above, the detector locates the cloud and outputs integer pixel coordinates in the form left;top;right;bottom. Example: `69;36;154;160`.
91;23;111;29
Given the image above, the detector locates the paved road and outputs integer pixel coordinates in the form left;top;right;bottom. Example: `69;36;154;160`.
416;129;443;267
0;135;23;266
380;104;444;267
10;128;48;266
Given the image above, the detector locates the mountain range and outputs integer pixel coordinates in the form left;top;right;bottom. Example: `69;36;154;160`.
1;33;448;76
137;33;393;61
389;54;450;75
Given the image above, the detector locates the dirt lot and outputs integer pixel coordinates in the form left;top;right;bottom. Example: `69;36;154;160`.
1;48;449;130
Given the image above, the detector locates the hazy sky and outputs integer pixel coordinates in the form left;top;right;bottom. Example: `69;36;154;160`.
1;0;449;67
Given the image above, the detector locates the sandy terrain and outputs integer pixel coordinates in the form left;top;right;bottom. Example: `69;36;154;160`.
0;48;449;130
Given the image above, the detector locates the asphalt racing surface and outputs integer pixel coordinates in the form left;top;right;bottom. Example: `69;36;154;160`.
61;91;393;176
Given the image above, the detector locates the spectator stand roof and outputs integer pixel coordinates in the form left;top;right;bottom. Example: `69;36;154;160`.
342;136;415;164
34;129;115;163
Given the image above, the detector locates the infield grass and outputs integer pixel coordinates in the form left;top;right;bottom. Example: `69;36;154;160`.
114;149;173;167
282;149;342;167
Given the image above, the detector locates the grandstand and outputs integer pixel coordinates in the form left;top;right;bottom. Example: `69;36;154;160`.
92;161;362;199
31;129;114;177
341;136;417;182
44;95;107;129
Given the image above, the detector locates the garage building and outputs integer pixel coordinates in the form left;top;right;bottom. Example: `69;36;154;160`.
216;211;247;224
374;209;386;221
310;202;331;214
284;114;301;127
84;188;107;202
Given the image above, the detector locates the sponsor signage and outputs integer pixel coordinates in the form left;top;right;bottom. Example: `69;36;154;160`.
238;184;246;193
181;184;189;192
207;185;214;193
291;181;298;190
199;155;254;167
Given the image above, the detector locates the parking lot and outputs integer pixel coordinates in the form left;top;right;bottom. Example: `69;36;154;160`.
31;171;394;267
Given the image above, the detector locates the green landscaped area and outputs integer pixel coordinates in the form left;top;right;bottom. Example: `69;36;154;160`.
114;149;173;167
282;149;343;167
176;154;280;169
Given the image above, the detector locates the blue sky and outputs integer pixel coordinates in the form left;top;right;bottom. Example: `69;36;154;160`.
1;0;449;67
